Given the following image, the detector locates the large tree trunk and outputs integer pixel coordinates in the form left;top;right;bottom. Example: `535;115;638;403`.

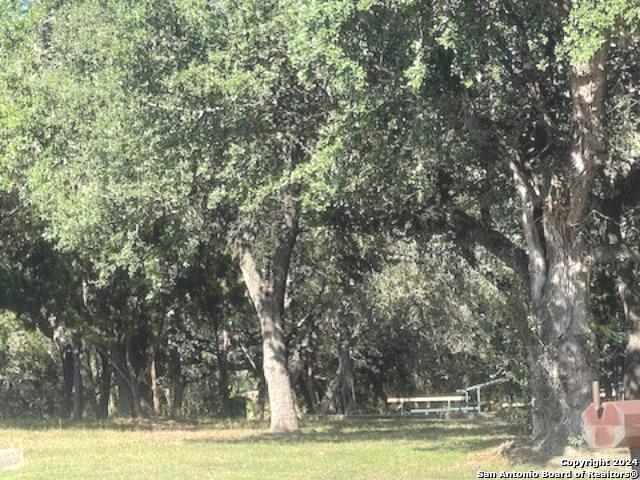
509;47;607;452
255;297;298;432
237;273;298;432
237;157;301;433
527;245;595;449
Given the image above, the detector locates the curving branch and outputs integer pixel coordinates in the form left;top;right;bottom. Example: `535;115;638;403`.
449;208;530;292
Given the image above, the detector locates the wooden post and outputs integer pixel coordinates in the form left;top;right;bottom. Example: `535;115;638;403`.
592;380;600;413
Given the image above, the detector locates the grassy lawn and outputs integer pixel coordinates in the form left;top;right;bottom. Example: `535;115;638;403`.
0;417;534;479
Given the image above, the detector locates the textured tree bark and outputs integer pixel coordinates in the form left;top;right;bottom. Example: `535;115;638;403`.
459;36;607;450
527;246;595;449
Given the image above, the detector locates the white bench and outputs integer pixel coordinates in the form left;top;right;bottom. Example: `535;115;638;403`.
387;395;474;416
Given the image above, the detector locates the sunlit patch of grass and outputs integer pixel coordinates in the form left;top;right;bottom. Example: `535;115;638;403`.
0;417;534;479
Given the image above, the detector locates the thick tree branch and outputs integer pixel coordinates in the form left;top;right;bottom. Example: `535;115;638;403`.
449;208;529;290
592;243;640;266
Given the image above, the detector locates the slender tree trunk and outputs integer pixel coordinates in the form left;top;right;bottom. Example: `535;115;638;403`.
150;355;160;416
60;345;74;419
71;340;83;420
366;369;387;409
114;343;134;417
129;328;152;417
216;328;231;418
298;344;319;414
82;348;98;418
167;306;184;419
97;351;111;419
305;362;319;413
168;347;184;419
298;376;315;414
338;336;356;415
130;381;145;418
319;372;341;415
287;350;305;386
71;360;82;420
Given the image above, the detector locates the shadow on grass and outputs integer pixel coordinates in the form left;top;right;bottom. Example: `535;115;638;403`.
0;417;267;432
183;417;523;452
0;416;530;459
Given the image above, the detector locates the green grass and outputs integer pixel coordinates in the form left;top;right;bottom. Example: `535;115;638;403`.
0;417;534;479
